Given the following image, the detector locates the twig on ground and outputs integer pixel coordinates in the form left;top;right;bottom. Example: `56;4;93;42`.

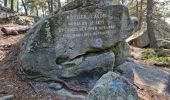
0;95;14;100
0;90;7;94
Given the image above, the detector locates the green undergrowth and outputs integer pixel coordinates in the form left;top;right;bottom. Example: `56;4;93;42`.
141;48;170;65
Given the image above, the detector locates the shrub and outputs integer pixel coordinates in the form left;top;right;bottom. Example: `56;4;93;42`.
141;48;170;64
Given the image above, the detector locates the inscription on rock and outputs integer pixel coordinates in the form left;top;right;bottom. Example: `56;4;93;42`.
58;13;120;38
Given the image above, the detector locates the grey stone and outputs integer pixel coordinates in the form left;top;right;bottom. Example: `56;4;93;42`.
126;29;149;48
49;83;63;90
87;72;138;100
118;62;170;97
20;0;136;80
116;62;134;83
113;41;131;66
15;16;36;26
157;39;170;49
61;51;115;78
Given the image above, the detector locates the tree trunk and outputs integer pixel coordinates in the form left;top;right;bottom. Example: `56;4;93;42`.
121;0;125;4
47;0;51;13
21;0;28;15
138;0;143;29
146;0;158;48
51;0;53;12
42;7;45;17
57;0;61;9
11;0;14;11
4;0;7;7
17;0;19;12
36;6;39;16
136;0;139;17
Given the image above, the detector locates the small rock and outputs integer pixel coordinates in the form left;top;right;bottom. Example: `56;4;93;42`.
157;39;170;49
87;72;138;100
0;95;14;100
49;83;63;90
154;62;169;67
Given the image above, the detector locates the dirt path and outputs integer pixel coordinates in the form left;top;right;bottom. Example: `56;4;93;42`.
130;46;170;100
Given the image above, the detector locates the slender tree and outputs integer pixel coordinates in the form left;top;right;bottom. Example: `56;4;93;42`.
4;0;7;7
42;6;45;17
36;6;39;16
136;0;139;17
146;0;158;48
17;0;19;12
11;0;14;11
47;0;51;13
57;0;61;9
21;0;28;15
138;0;143;29
51;0;53;12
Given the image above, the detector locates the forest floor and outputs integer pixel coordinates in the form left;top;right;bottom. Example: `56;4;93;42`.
0;27;77;100
0;27;170;100
130;46;170;100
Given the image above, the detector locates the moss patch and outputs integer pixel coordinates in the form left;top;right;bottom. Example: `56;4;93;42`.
141;48;170;65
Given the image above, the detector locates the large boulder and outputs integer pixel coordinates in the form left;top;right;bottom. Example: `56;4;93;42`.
126;29;149;48
117;62;170;97
20;0;136;81
127;28;170;49
87;72;138;100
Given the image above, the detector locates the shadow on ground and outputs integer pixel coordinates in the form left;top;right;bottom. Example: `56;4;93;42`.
166;75;170;94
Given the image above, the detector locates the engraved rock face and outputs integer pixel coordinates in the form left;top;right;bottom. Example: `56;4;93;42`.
87;72;138;100
20;0;136;81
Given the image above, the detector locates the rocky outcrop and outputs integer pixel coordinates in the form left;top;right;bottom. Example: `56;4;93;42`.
126;29;149;48
87;72;138;100
20;0;136;81
18;0;140;99
117;62;170;97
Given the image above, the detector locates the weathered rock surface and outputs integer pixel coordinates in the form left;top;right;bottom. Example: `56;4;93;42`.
49;83;63;90
127;28;170;49
15;16;40;26
113;41;131;66
20;0;136;80
87;72;138;100
60;51;115;78
116;61;135;83
118;62;170;97
157;39;170;49
126;29;149;48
